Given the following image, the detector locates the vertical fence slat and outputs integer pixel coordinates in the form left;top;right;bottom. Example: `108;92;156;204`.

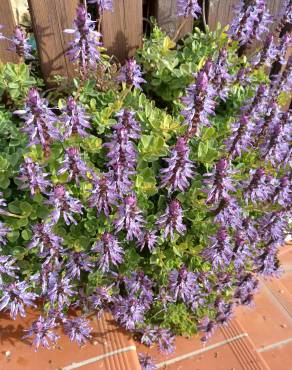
27;0;78;85
207;0;238;31
0;0;19;64
155;0;193;39
102;0;143;63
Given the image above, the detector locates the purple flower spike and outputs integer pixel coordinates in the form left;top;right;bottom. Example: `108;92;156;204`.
234;272;259;306
62;97;91;138
58;147;89;185
255;245;281;277
229;0;272;47
92;232;124;272
177;0;201;18
157;199;186;240
204;158;235;205
225;116;253;158
0;222;11;246
88;0;114;12
46;185;83;225
65;251;94;279
114;109;141;140
155;327;175;354
104;126;137;194
0;281;38;320
88;173;118;216
138;353;157;370
63;317;92;346
0;25;32;59
0;255;18;283
198;317;217;342
252;33;278;68
47;272;76;308
168;265;196;304
137;230;158;253
273;175;292;208
114;195;145;240
214;197;244;230
112;295;146;331
24;316;60;350
64;4;102;77
17;157;51;196
243;168;275;204
202;227;233;269
160;137;194;193
18;88;61;157
181;70;215;137
117;58;146;89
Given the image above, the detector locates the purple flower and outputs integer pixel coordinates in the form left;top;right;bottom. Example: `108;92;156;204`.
225;116;253;158
0;281;38;320
104;127;137;194
252;33;278;68
155;327;175;354
47;272;76;308
160;137;194;193
138;353;157;370
88;173;118;216
0;255;18;283
137;230;158;252
181;70;215;137
92;232;124;272
65;251;93;279
260;111;291;167
255;244;281;277
0;222;11;245
243;168;275;204
88;0;114;12
61;97;91;138
17;88;61;157
117;58;146;89
157;199;186;240
28;223;64;261
212;48;231;101
58;147;89;184
214;197;244;230
198;317;217;342
215;298;233;325
177;0;201;18
234;272;259;306
168;265;196;304
229;0;272;46
258;212;288;246
114;195;145;240
204;158;235;205
0;25;32;59
202;227;233;269
273;175;292;208
90;286;112;313
112;295;146;331
24;316;60;350
233;231;252;269
114;109;141;140
63;316;92;346
124;272;154;307
17;157;51;196
46;185;83;225
64;4;102;77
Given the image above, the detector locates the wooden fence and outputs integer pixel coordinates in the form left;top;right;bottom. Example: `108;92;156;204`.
0;0;285;84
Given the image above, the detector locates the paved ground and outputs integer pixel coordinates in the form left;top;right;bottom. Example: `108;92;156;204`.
0;244;291;370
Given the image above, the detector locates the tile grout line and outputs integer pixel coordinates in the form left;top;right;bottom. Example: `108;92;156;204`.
156;333;248;369
61;345;137;370
257;337;292;353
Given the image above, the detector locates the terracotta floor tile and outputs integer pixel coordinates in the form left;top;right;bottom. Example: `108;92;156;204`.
0;311;140;370
261;342;292;370
236;283;292;349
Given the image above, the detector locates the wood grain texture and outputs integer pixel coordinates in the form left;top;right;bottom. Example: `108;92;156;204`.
102;0;143;63
27;0;78;85
0;0;19;64
154;0;193;39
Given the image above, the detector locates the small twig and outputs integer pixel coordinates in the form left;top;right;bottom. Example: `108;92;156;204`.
173;17;188;43
202;0;207;32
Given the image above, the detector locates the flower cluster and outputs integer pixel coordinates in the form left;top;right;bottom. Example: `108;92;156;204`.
64;4;102;77
177;0;201;19
0;25;32;59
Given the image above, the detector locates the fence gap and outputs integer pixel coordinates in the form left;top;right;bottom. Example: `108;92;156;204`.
27;0;79;85
0;0;19;64
102;0;143;63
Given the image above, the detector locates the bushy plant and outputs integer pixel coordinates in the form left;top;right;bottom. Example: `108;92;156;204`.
0;0;291;366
